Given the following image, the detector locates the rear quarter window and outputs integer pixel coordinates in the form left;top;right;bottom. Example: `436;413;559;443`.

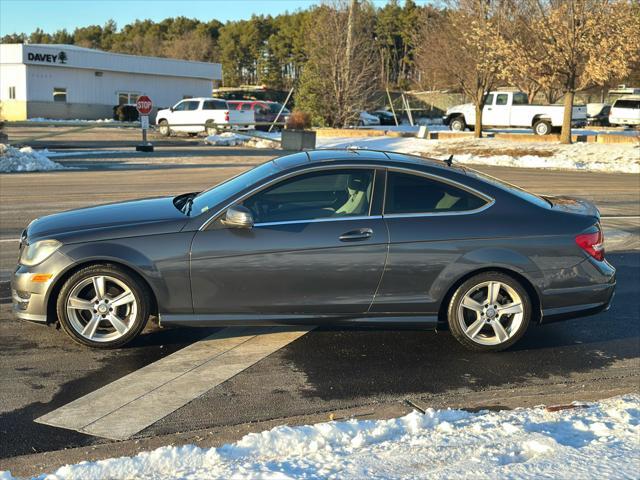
385;172;488;215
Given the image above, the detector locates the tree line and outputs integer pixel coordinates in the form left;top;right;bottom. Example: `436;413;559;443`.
3;0;639;141
1;1;424;91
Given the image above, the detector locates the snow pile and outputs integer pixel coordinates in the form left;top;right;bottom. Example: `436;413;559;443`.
0;144;65;173
317;135;640;173
5;394;638;480
27;118;125;124
205;131;280;149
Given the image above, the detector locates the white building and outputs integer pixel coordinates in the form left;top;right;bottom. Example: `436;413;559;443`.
0;43;222;120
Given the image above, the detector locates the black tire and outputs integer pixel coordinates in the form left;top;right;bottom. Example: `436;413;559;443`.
158;119;171;137
449;116;466;132
56;264;151;349
533;119;552;135
447;272;531;352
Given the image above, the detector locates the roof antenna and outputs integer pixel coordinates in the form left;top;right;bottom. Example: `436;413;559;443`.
444;155;453;167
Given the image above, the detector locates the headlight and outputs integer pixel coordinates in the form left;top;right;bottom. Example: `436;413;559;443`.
20;240;62;266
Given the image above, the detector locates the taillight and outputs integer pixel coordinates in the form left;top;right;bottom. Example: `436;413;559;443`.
576;228;605;261
224;111;230;122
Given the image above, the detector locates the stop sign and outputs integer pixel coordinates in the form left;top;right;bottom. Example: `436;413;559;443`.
136;95;153;115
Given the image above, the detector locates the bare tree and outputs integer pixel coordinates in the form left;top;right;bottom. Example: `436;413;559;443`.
497;0;640;143
415;0;507;138
296;0;379;127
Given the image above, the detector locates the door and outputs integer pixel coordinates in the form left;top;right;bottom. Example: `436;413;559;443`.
190;168;388;315
371;170;493;314
171;99;201;132
484;93;511;126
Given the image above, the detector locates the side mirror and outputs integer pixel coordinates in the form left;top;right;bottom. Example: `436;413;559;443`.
222;205;254;229
170;107;175;112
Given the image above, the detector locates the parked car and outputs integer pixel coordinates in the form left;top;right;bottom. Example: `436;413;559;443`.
371;110;397;126
155;98;255;136
358;111;381;126
586;103;611;127
13;150;615;352
228;100;290;131
608;96;640;127
444;91;588;135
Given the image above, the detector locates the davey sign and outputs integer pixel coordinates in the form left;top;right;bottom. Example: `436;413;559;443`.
136;96;153;115
27;51;68;64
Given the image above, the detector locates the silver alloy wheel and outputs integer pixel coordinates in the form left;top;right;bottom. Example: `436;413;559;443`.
66;275;137;343
456;280;524;346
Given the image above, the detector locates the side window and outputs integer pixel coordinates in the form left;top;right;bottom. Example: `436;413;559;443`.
184;100;201;111
484;94;494;106
241;103;253;111
512;92;529;105
241;169;375;224
495;94;509;106
384;171;487;215
203;100;225;110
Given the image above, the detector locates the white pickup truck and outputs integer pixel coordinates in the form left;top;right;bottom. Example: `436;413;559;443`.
443;91;587;135
156;98;255;136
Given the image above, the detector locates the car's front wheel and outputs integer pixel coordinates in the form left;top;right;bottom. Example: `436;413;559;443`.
56;264;150;348
158;120;171;137
447;272;531;352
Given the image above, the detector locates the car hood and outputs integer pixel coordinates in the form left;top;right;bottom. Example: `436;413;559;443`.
26;196;189;244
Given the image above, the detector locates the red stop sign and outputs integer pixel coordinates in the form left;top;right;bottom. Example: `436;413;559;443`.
136;95;153;115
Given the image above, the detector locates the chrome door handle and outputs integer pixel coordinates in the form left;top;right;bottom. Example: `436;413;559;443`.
339;228;373;242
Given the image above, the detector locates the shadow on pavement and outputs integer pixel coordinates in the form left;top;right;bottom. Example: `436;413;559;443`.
282;251;639;400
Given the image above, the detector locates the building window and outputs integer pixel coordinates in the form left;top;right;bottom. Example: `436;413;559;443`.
118;92;139;105
95;71;103;77
53;87;67;102
9;86;16;99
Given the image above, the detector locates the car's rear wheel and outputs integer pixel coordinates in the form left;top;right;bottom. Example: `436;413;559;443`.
56;264;150;349
533;119;552;135
450;116;466;132
158;120;171;136
447;272;531;352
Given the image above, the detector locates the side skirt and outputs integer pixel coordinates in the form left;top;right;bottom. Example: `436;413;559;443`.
159;313;439;328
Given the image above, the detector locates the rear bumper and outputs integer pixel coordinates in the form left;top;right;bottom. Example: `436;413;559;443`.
539;258;616;324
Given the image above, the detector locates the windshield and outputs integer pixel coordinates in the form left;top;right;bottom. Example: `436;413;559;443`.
465;168;551;208
189;162;280;216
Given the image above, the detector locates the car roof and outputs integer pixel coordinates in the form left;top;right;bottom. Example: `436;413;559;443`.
272;149;463;174
613;95;640;102
181;97;227;101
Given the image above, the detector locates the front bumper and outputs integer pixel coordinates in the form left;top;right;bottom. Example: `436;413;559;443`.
11;251;73;323
11;270;50;322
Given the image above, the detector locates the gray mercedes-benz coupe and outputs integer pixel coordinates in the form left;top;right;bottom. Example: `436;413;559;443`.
12;149;615;351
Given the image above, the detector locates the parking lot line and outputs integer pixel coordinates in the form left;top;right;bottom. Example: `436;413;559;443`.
35;326;312;440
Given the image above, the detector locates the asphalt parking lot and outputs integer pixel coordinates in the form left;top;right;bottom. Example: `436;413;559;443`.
0;143;638;475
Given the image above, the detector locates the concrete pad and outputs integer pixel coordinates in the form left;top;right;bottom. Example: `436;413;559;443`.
35;326;312;440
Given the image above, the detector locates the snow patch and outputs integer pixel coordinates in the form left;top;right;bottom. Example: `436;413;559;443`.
317;135;640;173
0;144;65;173
3;394;637;480
205;132;280;149
27;118;130;124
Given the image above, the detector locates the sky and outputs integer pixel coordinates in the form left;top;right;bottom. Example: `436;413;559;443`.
0;0;434;37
